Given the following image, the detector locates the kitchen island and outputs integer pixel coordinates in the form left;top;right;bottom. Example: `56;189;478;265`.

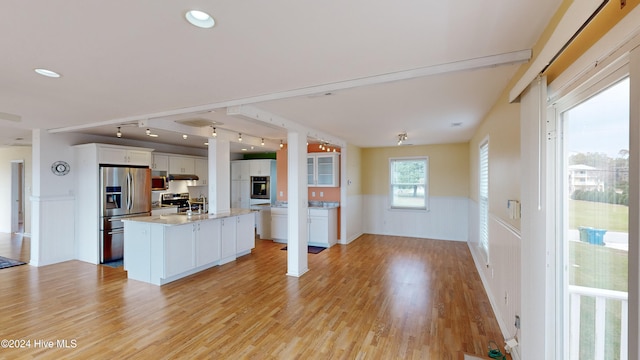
122;209;255;286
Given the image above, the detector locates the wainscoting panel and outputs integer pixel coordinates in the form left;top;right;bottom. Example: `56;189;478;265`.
30;196;75;266
344;194;364;244
468;199;521;359
363;195;468;241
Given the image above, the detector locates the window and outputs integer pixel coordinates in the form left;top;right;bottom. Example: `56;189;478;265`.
556;76;629;360
389;157;428;210
479;140;489;263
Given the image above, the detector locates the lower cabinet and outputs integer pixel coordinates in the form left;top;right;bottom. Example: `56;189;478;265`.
164;224;196;278
236;213;255;255
269;207;338;247
220;217;237;264
123;212;255;286
270;207;288;242
196;220;221;267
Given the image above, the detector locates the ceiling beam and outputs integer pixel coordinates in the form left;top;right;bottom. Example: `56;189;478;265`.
49;49;531;135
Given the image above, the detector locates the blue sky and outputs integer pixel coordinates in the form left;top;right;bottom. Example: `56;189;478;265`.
564;77;629;158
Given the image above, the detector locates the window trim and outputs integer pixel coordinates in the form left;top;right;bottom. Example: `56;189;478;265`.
388;156;429;211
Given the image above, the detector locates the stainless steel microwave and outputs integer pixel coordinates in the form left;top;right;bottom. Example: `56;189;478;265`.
151;176;168;191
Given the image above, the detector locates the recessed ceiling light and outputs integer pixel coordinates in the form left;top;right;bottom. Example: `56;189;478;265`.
34;68;61;78
185;10;215;29
149;134;159;138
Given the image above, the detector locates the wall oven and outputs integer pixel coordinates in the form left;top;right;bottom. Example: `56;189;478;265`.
250;176;270;199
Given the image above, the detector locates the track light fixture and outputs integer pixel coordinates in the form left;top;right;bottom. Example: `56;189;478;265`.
183;134;188;140
261;138;265;146
116;127;122;138
280;140;284;149
146;128;151;136
212;126;217;137
238;133;242;142
397;132;408;145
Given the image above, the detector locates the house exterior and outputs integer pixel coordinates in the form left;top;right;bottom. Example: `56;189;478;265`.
1;2;640;359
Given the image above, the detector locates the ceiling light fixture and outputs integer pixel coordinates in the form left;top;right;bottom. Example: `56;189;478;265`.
212;127;217;137
185;10;215;29
182;134;188;140
280;140;284;149
146;128;151;135
238;133;242;142
116;127;122;138
149;134;159;138
34;68;61;78
261;138;265;146
397;132;408;145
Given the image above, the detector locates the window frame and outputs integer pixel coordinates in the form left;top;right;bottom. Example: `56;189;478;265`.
479;138;490;264
388;156;429;211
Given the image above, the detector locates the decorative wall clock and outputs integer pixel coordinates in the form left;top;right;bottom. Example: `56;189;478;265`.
51;160;70;176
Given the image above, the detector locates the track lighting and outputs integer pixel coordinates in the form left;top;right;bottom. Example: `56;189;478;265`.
146;128;151;136
212;126;217;137
280;140;284;149
397;132;408;145
238;133;242;142
116;127;122;138
183;134;188;140
261;138;265;146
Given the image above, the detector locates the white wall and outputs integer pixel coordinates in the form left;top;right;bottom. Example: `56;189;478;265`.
468;199;522;356
0;146;32;234
363;195;468;241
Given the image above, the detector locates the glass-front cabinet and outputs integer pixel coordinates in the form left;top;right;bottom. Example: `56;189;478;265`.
307;153;339;187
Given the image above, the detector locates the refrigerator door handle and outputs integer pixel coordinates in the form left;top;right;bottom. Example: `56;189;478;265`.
126;172;132;210
129;172;134;210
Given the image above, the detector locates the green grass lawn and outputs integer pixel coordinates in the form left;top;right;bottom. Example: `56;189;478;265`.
569;199;628;233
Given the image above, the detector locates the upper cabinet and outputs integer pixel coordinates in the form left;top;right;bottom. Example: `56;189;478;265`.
98;145;152;167
231;159;273;179
195;158;208;185
169;156;196;174
151;154;169;172
249;160;271;176
308;153;339;187
231;160;250;180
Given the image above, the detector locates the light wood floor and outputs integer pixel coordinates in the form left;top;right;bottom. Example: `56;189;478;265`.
0;233;507;359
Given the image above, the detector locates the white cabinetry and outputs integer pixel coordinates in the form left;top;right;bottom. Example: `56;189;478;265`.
195;158;208;185
98;145;152;166
307;153;339;187
220;217;237;264
195;220;220;266
250;160;272;176
236;214;255;255
270;207;288;243
164;224;195;278
308;208;338;247
269;206;337;247
169;156;196;174
231;161;250;180
152;154;169;172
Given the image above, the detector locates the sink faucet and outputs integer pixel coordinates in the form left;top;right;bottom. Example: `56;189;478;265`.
186;200;193;215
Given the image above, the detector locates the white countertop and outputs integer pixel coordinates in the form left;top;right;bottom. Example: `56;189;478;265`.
122;208;255;226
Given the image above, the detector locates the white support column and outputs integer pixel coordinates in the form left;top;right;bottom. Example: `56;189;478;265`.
286;131;309;277
208;138;231;215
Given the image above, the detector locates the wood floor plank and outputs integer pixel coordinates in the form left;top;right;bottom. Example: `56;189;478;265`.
0;233;509;359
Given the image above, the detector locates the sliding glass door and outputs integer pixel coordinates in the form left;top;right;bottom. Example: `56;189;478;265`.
558;75;629;360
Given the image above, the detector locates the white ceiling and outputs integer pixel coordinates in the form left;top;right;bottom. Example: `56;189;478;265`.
0;1;561;152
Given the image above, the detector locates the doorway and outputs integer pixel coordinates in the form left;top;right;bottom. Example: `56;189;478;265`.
11;161;24;234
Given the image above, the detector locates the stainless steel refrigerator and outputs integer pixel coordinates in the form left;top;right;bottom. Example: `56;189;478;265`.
100;166;151;263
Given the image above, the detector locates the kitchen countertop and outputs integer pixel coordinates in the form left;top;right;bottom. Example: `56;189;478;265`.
272;201;340;209
122;208;255;226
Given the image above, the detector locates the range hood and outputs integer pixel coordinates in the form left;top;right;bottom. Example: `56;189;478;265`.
168;174;199;181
